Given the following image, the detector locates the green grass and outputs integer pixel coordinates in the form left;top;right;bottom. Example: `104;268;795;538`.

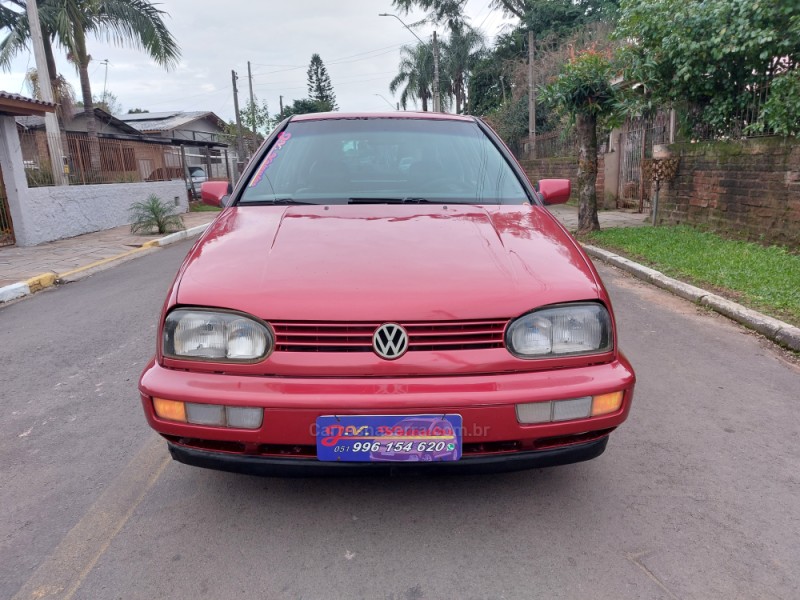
585;225;800;326
189;201;222;212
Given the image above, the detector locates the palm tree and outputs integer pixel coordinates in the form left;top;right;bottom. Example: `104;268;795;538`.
0;0;180;173
442;24;484;114
390;42;435;111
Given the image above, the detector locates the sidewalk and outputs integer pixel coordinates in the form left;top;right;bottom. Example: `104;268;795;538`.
0;210;218;303
546;203;650;231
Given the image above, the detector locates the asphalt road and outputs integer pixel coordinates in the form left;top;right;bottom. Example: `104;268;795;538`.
1;241;798;600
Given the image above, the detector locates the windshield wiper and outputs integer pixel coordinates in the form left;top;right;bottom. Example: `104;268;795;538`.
242;198;315;205
348;197;438;204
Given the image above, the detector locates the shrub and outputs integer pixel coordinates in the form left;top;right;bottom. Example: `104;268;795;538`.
129;194;185;235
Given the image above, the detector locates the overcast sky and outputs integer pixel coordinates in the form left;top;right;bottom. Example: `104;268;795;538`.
0;0;515;122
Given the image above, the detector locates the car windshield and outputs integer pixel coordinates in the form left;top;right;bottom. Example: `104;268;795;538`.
238;118;530;205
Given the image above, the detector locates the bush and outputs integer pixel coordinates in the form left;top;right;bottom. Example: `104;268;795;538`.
129;194;185;235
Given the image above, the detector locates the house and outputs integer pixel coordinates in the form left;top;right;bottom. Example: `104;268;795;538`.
1;91;188;247
119;111;238;179
16;107;179;185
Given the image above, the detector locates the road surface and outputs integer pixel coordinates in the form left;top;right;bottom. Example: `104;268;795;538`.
2;241;798;600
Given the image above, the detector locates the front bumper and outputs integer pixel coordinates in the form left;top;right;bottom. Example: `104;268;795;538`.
139;355;634;474
168;436;609;477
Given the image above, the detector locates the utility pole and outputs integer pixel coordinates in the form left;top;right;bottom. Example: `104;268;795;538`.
279;95;284;116
247;60;256;142
231;70;245;161
101;59;110;109
25;0;67;185
528;30;536;158
432;31;441;113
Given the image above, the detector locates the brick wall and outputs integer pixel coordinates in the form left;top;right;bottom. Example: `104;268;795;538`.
519;154;607;207
658;138;800;247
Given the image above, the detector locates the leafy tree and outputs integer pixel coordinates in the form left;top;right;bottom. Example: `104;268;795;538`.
615;0;800;136
0;0;180;172
306;53;337;110
761;70;800;137
541;49;618;233
390;42;435;111
520;0;618;40
271;98;333;127
392;0;617;28
391;0;468;28
128;107;149;114
242;97;271;135
77;91;122;115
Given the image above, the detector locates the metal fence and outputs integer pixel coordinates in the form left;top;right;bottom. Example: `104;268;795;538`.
616;111;672;211
0;167;14;247
529;131;579;159
18;130;241;188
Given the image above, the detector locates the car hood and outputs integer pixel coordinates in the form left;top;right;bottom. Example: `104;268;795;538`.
175;204;600;321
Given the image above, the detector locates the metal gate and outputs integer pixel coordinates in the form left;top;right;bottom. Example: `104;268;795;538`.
0;166;14;247
617;112;671;212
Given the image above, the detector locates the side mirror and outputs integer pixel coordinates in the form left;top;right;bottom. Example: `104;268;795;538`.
200;181;233;208
537;179;571;205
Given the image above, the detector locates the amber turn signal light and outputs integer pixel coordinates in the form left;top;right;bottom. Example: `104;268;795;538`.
591;391;624;417
153;397;187;422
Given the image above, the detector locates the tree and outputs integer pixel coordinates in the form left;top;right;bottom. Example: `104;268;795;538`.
242;97;271;135
271;98;332;127
306;53;337;110
77;90;122;115
442;24;484;113
24;67;75;123
0;0;180;173
615;0;800;136
390;42;435;111
391;0;617;27
128;108;149;114
541;49;618;233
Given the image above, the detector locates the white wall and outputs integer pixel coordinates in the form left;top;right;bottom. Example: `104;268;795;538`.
14;180;187;246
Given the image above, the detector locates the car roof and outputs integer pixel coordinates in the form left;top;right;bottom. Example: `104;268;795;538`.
289;111;476;123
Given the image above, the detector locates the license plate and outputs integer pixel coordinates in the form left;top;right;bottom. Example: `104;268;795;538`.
316;414;462;462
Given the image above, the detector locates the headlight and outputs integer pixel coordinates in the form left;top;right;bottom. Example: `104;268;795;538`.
163;309;273;362
506;303;612;358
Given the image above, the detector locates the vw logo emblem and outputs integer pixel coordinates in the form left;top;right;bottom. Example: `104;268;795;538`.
373;323;409;360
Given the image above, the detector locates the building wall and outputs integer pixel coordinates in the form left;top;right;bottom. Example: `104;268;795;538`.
658;138;800;247
172;117;224;144
15;180;187;246
519;154;607;207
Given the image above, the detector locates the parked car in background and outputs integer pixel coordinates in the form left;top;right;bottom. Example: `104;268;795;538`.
139;111;636;477
187;166;207;197
145;166;207;198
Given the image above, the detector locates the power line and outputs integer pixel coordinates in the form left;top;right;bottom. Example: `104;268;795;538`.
249;41;408;77
252;75;396;94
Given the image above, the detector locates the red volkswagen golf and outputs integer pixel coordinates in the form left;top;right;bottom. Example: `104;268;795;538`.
139;112;635;475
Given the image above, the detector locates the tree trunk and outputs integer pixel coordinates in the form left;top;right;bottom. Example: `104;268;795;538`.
73;24;101;177
576;112;600;234
421;95;428;112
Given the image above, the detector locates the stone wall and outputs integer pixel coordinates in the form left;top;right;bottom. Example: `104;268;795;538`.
658;138;800;247
519;154;607;207
16;180;187;246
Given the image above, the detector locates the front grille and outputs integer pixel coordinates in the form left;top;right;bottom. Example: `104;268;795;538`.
272;319;508;353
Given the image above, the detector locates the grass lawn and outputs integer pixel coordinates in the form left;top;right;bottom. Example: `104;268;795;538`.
189;201;222;212
585;225;800;327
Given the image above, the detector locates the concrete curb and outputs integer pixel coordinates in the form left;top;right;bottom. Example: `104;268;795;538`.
583;244;800;352
0;223;209;305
